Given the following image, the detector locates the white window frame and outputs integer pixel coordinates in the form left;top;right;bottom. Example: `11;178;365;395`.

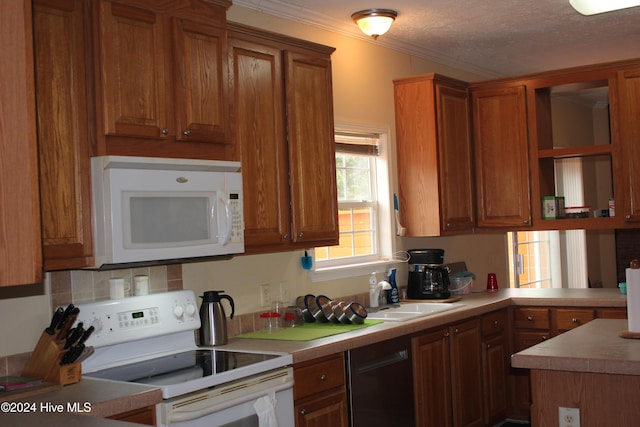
309;121;399;282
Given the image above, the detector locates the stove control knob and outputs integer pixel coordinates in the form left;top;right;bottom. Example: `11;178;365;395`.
185;303;197;317
88;317;103;334
173;305;185;319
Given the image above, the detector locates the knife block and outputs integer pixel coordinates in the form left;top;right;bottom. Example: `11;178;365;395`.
22;332;81;386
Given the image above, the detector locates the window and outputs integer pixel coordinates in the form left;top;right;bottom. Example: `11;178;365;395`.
311;122;395;281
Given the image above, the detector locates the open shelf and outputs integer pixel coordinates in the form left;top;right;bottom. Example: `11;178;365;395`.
538;144;612;159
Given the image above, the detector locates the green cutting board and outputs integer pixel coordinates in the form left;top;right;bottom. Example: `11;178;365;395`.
236;320;382;341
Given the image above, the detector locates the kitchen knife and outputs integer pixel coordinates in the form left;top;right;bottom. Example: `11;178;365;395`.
64;323;84;349
45;306;64;335
76;325;94;347
60;344;84;365
56;307;80;341
74;346;94;364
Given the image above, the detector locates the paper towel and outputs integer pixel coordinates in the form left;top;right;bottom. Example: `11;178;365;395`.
626;268;640;332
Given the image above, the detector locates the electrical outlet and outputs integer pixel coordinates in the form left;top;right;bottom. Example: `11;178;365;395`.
279;282;290;303
259;283;271;308
559;407;580;427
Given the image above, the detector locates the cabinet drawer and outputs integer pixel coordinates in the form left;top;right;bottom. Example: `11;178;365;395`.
482;310;507;337
513;308;550;330
514;331;550;352
597;308;627;319
556;308;595;331
294;353;346;401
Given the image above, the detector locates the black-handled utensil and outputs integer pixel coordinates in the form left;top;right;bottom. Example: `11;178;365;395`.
45;306;64;335
56;307;80;341
60;344;84;365
76;325;95;347
64;323;84;349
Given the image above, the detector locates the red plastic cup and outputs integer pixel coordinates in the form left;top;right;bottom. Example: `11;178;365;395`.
487;273;499;292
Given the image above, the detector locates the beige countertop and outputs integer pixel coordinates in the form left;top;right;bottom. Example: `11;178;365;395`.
219;288;628;364
0;378;162;426
511;318;640;375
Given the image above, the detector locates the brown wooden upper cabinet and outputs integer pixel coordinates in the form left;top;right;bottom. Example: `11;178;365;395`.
617;66;640;223
92;0;232;160
228;24;338;253
394;74;475;236
34;0;94;270
471;84;532;228
0;0;42;286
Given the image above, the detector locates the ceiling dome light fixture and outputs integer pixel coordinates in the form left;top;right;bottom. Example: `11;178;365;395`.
570;0;640;15
351;8;398;39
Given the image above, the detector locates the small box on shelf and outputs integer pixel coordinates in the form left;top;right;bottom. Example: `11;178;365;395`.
542;196;565;219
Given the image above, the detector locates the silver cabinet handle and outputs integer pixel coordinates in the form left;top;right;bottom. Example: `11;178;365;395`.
300;409;306;416
572;318;578;323
183;129;191;137
319;374;326;381
161;128;169;135
282;234;289;240
527;316;533;321
298;232;304;239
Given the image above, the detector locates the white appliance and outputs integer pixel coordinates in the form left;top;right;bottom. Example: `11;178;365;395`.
78;290;294;427
91;155;244;268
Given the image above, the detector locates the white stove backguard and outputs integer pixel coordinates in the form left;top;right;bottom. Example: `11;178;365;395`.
76;290;201;372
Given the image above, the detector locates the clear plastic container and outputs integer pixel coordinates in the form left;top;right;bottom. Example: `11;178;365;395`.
259;311;281;333
449;276;473;296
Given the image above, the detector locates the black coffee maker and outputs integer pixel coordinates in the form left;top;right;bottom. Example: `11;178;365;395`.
407;249;451;299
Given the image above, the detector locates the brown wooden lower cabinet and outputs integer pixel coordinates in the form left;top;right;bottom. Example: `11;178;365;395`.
413;318;484;427
293;353;348;427
107;405;156;425
481;310;509;426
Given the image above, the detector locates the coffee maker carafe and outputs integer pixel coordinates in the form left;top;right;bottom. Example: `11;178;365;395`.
198;290;235;346
407;249;451;299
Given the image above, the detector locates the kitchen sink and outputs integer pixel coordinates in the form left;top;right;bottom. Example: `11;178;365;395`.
366;302;460;322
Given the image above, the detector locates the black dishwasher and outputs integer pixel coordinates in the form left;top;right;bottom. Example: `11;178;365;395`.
347;335;415;426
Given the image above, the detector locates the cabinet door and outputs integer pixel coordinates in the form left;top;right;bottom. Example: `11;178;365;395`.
618;68;640;223
472;85;531;227
172;17;227;144
228;37;290;249
412;328;452;427
483;334;509;425
0;0;42;286
96;1;169;139
450;319;484;427
295;388;349;427
436;82;475;232
285;51;339;245
34;0;94;270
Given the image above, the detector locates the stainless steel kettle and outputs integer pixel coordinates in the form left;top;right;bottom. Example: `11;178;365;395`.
198;290;235;346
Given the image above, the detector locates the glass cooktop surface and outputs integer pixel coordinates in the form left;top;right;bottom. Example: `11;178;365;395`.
85;349;280;387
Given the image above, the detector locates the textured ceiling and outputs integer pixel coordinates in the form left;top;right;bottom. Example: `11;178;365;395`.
233;0;640;78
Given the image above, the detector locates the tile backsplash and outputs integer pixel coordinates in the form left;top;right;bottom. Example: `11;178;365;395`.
49;264;184;308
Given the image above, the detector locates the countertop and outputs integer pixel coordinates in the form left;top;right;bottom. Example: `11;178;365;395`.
0;378;162;426
219;288;628;364
511;318;640;375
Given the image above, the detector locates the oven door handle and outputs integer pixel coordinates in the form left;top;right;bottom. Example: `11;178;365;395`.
168;379;293;423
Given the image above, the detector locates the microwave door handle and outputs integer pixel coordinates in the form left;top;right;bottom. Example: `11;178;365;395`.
217;191;233;246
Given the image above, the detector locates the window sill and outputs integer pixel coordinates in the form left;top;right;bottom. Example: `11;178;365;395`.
309;259;404;283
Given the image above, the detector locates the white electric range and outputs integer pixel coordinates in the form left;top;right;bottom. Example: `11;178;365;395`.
77;290;294;427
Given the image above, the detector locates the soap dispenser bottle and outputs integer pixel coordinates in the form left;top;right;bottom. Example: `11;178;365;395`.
369;272;379;308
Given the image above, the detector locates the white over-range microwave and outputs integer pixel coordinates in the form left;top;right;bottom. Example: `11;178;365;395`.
91;155;244;268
